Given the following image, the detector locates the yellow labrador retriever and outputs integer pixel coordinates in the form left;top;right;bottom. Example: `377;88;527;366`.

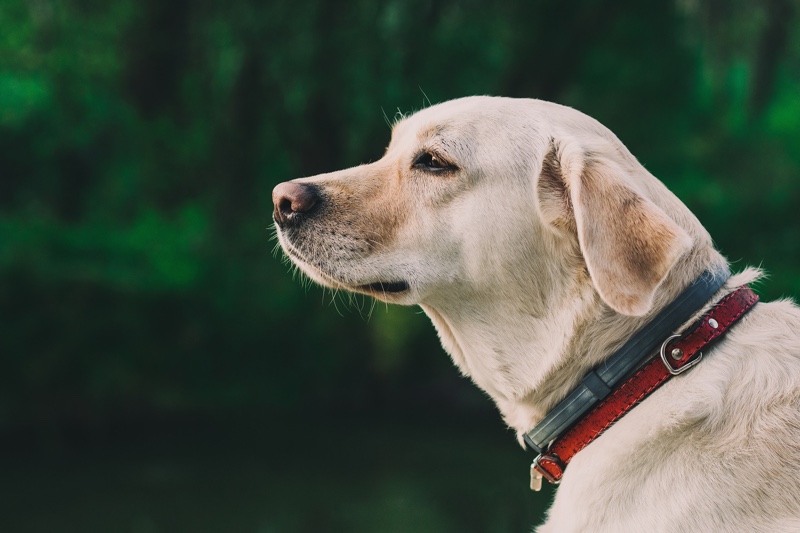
272;97;800;532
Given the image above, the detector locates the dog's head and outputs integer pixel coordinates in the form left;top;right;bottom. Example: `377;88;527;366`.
273;96;709;317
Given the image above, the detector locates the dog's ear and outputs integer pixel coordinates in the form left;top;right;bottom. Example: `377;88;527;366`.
537;140;692;316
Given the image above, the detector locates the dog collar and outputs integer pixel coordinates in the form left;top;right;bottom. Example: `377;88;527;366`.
524;271;759;490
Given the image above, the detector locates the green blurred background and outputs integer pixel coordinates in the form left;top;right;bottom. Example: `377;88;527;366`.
1;0;799;531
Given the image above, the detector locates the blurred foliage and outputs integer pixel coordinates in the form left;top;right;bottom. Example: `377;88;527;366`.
1;0;799;431
0;417;553;532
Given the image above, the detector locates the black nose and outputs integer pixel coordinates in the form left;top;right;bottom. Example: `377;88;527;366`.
272;181;320;225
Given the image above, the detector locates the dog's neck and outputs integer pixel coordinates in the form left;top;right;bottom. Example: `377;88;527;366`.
420;246;728;442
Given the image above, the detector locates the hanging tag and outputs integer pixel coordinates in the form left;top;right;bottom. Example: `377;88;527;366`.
530;463;543;491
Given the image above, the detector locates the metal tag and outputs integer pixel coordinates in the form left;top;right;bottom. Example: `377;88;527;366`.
530;463;543;491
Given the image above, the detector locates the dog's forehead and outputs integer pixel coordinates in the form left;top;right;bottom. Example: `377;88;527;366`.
389;97;522;152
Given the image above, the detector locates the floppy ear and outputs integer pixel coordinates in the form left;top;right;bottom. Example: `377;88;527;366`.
537;141;692;316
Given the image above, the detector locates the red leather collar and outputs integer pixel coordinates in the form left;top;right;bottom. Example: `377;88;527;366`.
532;285;759;486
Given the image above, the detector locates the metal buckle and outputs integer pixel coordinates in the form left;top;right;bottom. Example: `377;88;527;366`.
659;334;703;376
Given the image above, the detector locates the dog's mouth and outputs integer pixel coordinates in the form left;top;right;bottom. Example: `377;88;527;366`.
276;231;411;297
357;280;410;294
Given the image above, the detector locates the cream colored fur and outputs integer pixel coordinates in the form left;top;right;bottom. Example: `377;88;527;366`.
274;96;800;531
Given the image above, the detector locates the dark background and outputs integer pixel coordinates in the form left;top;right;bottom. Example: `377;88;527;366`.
1;0;799;531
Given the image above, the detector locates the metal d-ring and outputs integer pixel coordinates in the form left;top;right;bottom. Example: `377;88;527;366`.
532;452;564;485
660;334;703;376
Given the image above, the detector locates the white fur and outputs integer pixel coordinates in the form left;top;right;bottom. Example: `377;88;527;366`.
274;96;800;531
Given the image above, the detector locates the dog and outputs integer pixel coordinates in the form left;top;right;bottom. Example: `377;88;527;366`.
272;96;800;531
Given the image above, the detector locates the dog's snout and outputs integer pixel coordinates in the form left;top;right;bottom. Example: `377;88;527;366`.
272;181;320;225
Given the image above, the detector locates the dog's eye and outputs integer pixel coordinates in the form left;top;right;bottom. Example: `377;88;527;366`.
413;152;455;173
